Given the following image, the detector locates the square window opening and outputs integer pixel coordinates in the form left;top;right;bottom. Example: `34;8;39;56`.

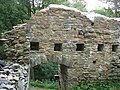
91;22;94;26
98;44;104;51
112;45;118;52
76;44;84;51
30;42;39;50
78;30;83;35
54;43;62;51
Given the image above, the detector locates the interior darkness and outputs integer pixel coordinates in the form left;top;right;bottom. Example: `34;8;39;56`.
54;43;62;51
112;45;118;52
78;30;82;35
30;42;39;50
91;22;94;26
98;44;104;51
93;60;96;64
76;44;84;51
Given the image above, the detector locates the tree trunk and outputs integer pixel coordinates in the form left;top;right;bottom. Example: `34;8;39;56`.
26;0;31;17
114;0;119;17
32;0;36;14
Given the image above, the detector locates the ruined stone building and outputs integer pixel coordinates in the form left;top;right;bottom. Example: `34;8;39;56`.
2;4;120;89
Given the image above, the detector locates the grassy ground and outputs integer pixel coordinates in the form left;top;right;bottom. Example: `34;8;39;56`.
30;80;58;90
29;86;54;90
30;80;120;90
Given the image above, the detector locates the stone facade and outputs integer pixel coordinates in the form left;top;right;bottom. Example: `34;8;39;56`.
0;62;29;90
2;4;120;89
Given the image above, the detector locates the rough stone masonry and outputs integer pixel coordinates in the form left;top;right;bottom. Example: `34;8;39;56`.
1;4;120;89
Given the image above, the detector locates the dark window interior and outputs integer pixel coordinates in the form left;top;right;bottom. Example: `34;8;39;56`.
91;22;94;26
78;30;81;35
76;44;84;51
78;30;83;35
112;45;118;52
93;60;96;64
54;43;62;51
98;44;104;51
30;42;39;50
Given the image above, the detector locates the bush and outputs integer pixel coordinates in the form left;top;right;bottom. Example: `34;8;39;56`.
69;80;120;90
31;62;58;81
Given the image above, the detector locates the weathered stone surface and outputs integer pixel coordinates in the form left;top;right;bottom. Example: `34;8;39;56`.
0;62;28;90
2;4;120;89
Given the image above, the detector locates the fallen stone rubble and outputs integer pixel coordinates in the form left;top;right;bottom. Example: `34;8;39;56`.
0;60;29;90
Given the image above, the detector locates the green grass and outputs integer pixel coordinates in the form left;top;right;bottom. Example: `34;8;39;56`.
30;80;120;90
69;80;120;90
30;80;58;90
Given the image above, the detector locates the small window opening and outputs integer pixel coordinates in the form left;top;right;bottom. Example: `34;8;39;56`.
30;42;39;50
91;22;94;26
93;60;96;64
76;44;84;51
98;44;104;51
112;45;118;52
78;30;83;35
74;28;76;30
119;57;120;59
54;43;62;51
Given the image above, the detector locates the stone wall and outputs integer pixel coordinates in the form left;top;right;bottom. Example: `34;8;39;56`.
2;4;120;87
3;23;29;64
2;24;29;90
0;62;29;90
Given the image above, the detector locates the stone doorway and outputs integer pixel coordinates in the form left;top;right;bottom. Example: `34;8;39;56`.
29;62;68;90
30;63;58;81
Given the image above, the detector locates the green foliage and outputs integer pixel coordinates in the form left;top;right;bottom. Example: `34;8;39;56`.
99;0;120;17
70;80;120;90
30;80;58;89
0;0;31;59
41;0;66;9
40;0;86;12
31;80;120;90
62;1;71;7
72;1;86;11
31;62;58;81
62;0;86;12
0;43;6;60
30;80;42;88
0;0;30;33
94;8;115;17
